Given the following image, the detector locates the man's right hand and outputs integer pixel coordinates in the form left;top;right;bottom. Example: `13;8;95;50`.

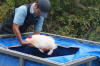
21;41;33;47
12;24;34;47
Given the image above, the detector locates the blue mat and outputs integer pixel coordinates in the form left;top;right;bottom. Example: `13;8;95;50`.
0;34;100;66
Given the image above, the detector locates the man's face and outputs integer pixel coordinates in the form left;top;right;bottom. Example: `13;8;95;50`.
33;3;40;16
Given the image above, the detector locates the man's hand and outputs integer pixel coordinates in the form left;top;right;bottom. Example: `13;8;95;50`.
21;41;33;47
13;24;34;47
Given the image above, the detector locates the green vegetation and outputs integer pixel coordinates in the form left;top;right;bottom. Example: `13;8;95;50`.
0;0;100;42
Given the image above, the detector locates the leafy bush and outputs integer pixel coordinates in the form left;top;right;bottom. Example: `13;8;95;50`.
0;0;100;42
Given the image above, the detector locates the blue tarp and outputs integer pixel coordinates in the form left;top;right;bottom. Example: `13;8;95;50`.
46;36;100;65
0;34;100;66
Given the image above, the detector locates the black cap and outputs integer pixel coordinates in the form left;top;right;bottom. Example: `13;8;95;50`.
38;0;51;17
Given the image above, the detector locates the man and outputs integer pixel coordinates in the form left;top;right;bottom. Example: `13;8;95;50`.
0;0;51;46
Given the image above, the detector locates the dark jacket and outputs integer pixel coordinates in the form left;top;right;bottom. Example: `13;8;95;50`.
0;4;39;34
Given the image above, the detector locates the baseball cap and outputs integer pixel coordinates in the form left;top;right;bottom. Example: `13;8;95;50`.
38;0;51;17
